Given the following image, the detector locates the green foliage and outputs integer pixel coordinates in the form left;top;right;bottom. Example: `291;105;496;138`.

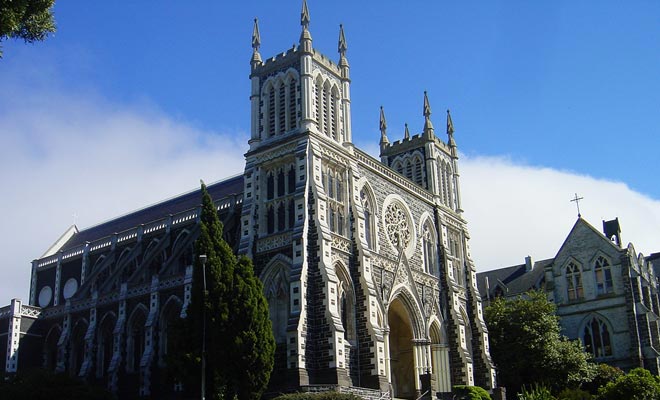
596;368;660;400
453;385;493;400
484;290;595;394
168;183;275;400
582;364;624;395
518;384;556;400
0;368;113;400
272;392;362;400
556;388;592;400
0;0;56;57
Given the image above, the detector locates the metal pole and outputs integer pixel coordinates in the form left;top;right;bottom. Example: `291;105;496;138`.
199;254;207;400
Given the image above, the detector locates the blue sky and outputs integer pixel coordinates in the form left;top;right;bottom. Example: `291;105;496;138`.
1;1;659;301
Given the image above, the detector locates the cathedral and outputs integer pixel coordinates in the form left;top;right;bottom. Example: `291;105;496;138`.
1;2;495;398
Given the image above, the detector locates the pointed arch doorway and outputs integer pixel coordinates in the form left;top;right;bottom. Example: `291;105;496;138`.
388;297;416;399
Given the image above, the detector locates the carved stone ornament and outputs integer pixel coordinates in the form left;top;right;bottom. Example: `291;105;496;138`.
384;202;411;252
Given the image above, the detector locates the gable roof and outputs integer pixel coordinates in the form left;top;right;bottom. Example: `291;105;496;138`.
476;258;552;299
553;217;622;261
51;175;244;254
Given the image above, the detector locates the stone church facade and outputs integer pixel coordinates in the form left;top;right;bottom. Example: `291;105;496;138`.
1;3;495;398
478;217;660;374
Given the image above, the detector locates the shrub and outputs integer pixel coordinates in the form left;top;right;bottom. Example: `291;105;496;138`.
518;384;556;400
596;368;660;400
556;388;592;400
453;385;492;400
582;364;624;395
272;392;363;400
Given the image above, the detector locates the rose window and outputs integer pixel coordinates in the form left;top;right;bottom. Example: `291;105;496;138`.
384;202;411;251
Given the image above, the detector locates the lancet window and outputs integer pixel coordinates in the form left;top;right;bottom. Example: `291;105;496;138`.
360;187;376;249
448;230;463;284
595;256;613;295
261;73;299;138
264;163;297;235
583;317;612;358
314;76;341;141
566;262;584;301
323;164;346;236
391;153;425;188
264;266;289;344
336;264;356;342
422;221;437;275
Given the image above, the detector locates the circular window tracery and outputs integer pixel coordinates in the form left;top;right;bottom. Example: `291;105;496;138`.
384;201;412;252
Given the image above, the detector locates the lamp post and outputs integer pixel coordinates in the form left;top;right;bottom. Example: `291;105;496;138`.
199;254;208;400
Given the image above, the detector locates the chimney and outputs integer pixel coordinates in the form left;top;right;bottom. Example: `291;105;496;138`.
525;256;533;272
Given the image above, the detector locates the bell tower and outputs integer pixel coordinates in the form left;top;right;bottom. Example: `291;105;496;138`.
379;93;462;212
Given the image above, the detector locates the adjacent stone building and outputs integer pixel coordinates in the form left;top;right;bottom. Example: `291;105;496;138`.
478;217;660;373
1;2;496;398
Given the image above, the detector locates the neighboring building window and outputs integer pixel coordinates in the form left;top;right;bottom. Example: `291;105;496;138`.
595;256;613;295
566;262;584;300
583;317;612;358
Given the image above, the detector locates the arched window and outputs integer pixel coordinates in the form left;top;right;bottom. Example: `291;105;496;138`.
595;256;613;295
278;83;286;134
583;317;612;358
287;77;298;131
566;262;584;301
267;172;274;200
394;160;404;175
277;168;285;197
287;165;296;194
126;307;147;374
405;159;413;180
360;188;375;249
422;222;436;275
336;265;356;342
329;87;338;139
69;320;88;377
277;202;286;231
96;313;116;377
288;200;295;229
267;205;274;234
413;156;424;187
265;267;289;344
315;78;323;130
267;85;276;137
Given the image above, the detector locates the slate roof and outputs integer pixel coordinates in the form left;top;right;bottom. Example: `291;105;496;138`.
476;258;552;299
59;175;244;252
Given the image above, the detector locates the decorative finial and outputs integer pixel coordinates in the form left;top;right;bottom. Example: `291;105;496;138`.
423;91;432;118
338;24;347;56
422;91;434;139
379;106;389;146
251;18;263;67
404;123;410;140
301;0;310;30
446;109;454;135
446;109;456;147
252;18;261;50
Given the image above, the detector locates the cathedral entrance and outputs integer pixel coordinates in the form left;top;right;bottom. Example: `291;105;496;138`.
388;298;416;399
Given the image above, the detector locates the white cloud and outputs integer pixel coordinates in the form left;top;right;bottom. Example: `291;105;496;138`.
461;155;660;270
0;84;248;302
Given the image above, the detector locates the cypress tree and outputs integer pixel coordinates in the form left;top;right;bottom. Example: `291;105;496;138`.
169;182;274;400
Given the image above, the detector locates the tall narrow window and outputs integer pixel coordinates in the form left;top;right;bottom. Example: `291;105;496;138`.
422;223;436;275
278;84;286;134
288;200;295;228
337;210;344;236
336;265;356;342
322;85;329;135
414;156;424;187
267;206;275;234
336;175;343;202
405;159;413;180
268;88;276;137
277;202;286;231
566;262;584;300
583;317;612;358
329;89;337;139
327;174;334;199
595;256;613;295
288;79;297;131
361;190;374;249
267;173;274;200
277;169;285;197
288;166;296;194
315;79;323;131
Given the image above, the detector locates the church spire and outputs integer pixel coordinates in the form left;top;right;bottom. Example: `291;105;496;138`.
379;106;389;149
423;91;435;139
250;18;263;70
299;0;312;51
404;123;410;140
338;24;349;78
446;109;456;148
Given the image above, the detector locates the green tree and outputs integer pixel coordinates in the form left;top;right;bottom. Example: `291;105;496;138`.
0;0;56;57
169;182;274;399
596;368;660;400
484;290;595;395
